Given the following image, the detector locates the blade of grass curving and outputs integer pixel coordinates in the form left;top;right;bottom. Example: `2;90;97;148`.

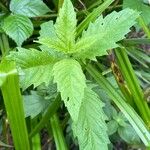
29;94;61;138
1;63;30;150
138;16;150;38
85;63;150;147
76;0;114;37
114;47;150;125
50;113;68;150
123;38;150;45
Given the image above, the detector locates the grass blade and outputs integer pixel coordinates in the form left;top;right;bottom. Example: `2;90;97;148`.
1;62;30;150
86;63;150;147
50;113;68;150
114;48;150;125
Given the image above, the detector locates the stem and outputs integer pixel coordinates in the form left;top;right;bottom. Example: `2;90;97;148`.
29;94;61;138
138;16;150;38
50;113;68;150
0;34;10;56
1;70;30;150
0;33;30;149
31;119;41;150
114;48;150;125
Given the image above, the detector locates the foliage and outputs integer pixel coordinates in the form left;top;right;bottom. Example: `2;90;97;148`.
0;0;150;149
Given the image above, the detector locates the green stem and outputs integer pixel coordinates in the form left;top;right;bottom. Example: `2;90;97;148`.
138;16;150;38
114;48;150;126
29;94;61;138
50;113;68;150
1;70;30;150
0;34;10;56
0;33;30;149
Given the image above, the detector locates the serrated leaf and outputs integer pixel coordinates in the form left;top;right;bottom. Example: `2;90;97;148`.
53;59;86;121
74;9;139;60
123;0;150;26
2;14;33;46
55;0;77;52
37;0;77;53
73;87;109;150
24;91;50;118
39;21;65;58
8;47;58;90
10;0;50;17
37;21;67;54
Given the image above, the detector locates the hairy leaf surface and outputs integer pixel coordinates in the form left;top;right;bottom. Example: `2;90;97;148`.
10;0;50;17
73;87;109;150
2;14;33;46
9;47;58;89
37;21;67;53
53;59;86;121
55;0;77;52
74;9;139;60
38;0;77;53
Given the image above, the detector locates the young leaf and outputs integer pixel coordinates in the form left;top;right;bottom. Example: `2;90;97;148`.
2;14;33;46
38;0;77;53
10;0;50;17
73;87;109;150
55;0;77;52
9;47;58;90
53;59;86;121
39;21;65;58
74;9;139;60
123;0;150;26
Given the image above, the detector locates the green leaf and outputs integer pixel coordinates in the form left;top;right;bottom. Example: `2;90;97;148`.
38;0;77;53
37;21;67;54
10;0;50;17
123;0;150;26
53;59;86;121
118;124;141;144
9;47;58;90
74;9;139;60
107;120;118;135
73;87;109;150
76;0;114;36
39;21;65;58
39;21;57;39
2;14;33;46
55;0;77;52
24;91;50;118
